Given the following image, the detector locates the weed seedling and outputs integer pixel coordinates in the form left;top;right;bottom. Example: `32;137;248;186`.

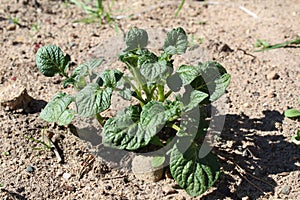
35;27;230;196
255;37;300;52
24;129;53;151
284;96;300;144
71;0;114;24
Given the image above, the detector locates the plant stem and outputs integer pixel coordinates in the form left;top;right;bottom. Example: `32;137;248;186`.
96;113;106;126
157;85;165;102
255;37;300;52
175;0;185;17
164;90;172;100
167;123;181;132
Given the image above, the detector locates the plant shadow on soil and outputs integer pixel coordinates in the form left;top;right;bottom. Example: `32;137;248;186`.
203;110;300;199
74;109;299;199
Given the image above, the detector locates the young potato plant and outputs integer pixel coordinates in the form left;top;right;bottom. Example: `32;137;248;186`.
284;96;300;144
36;27;231;196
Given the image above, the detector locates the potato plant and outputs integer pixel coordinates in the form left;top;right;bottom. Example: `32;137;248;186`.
35;27;231;196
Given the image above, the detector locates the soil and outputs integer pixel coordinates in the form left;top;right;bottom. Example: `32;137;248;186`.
0;0;300;199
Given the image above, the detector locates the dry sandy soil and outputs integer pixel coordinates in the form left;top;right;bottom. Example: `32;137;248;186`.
0;0;300;199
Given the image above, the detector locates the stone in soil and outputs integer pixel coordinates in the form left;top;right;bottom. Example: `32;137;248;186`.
280;185;291;195
162;185;177;195
0;83;34;111
63;172;71;180
131;155;164;182
266;71;280;80
25;165;34;173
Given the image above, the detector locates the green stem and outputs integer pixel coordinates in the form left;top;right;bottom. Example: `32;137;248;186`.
175;0;185;17
157;85;165;102
167;123;181;132
96;113;106;127
125;61;152;103
164;90;172;100
133;93;146;106
255;37;300;52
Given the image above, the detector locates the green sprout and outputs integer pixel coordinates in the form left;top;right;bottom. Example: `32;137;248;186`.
255;37;300;52
284;96;300;144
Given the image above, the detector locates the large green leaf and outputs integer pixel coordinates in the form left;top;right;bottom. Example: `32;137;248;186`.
36;45;70;77
40;92;75;125
285;109;300;118
125;28;148;51
140;101;167;134
139;60;172;83
96;69;123;88
176;65;200;85
191;61;231;102
75;83;112;117
116;77;133;100
164;27;188;55
103;101;170;150
170;143;220;196
102;106;147;150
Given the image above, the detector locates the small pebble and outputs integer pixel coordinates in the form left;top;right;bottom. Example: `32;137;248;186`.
252;92;260;97
268;91;276;98
243;103;251;108
56;169;64;177
25;165;34;173
63;172;71;180
267;71;280;80
7;24;16;31
280;185;291;195
162;185;177;195
105;185;112;190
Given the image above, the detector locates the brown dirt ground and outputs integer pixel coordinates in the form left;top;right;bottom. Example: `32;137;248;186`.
0;0;300;199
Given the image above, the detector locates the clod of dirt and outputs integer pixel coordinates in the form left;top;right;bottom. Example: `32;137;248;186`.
162;185;177;195
6;24;16;31
0;83;34;111
280;185;291;195
131;155;164;182
266;71;280;80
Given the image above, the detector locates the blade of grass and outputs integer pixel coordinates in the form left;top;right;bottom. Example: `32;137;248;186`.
255;37;300;52
175;0;185;17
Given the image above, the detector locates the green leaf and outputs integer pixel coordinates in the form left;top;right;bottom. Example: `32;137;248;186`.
103;101;169;150
152;156;165;168
183;90;208;111
140;101;167;133
116;78;133;100
291;130;300;145
97;69;123;88
284;109;300;118
64;58;103;88
103;106;148;150
75;83;112;117
36;45;70;77
170;143;220;196
191;61;230;102
298;96;300;104
164;27;188;55
125;27;148;51
119;50;139;68
176;65;201;85
139;60;172;83
0;182;4;188
40;92;75;125
164;100;183;121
